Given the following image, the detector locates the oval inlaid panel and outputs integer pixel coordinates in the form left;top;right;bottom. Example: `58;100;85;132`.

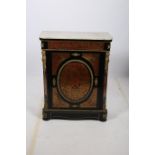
57;59;94;104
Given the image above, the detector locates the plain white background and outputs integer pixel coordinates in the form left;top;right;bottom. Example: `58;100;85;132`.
1;0;155;155
27;0;129;78
26;0;129;155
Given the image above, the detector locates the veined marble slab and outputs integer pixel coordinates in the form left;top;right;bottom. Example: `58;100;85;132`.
40;31;112;41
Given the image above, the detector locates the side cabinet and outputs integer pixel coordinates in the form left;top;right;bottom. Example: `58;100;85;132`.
40;31;112;121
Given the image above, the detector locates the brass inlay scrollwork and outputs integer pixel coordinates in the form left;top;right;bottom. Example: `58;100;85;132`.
42;50;46;71
57;59;94;104
105;52;110;71
53;77;56;86
42;50;48;107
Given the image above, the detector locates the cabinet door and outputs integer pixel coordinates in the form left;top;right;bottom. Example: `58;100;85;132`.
46;51;105;109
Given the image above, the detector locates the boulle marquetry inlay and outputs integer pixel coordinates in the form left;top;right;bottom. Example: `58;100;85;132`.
57;59;94;104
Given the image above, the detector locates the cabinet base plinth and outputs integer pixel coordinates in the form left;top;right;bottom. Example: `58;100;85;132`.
42;109;107;121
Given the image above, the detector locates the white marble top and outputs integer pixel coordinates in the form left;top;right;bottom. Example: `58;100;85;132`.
40;31;112;41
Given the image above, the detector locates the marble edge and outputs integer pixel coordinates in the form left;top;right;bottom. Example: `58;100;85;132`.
39;31;113;41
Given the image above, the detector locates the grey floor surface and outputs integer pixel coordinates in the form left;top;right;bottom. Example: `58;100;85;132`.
27;76;129;155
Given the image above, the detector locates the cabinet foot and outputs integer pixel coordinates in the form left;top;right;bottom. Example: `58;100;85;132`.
98;110;107;122
43;111;50;121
